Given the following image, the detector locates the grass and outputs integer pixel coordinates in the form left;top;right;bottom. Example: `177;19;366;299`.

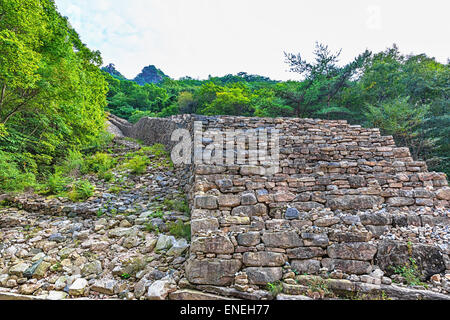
168;220;191;241
68;179;95;202
393;258;426;287
266;281;283;297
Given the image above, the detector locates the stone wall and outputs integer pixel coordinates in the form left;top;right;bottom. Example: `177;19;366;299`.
113;114;450;294
185;115;450;291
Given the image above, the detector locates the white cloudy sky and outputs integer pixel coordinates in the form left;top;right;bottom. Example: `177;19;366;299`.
54;0;449;81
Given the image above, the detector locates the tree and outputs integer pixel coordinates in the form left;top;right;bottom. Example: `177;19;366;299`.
284;42;371;117
0;0;108;172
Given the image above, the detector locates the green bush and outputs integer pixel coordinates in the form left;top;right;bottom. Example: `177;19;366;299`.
168;220;191;241
0;151;36;192
59;150;84;176
68;179;95;202
83;152;115;175
124;155;150;174
46;172;72;195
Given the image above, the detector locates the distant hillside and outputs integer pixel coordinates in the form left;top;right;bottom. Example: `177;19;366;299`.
102;64;169;85
101;63;127;80
133;65;169;85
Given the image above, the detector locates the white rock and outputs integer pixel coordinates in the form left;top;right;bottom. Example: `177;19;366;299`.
68;278;88;296
146;277;177;300
47;291;68;300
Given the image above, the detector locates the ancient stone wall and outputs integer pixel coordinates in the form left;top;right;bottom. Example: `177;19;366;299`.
112;114;450;294
185;115;450;291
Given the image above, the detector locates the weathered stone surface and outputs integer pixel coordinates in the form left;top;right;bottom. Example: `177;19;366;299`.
231;204;267;216
322;258;372;275
286;247;325;259
359;213;392;226
81;260;102;276
169;289;234;300
241;192;257;205
195;195;218;209
314;217;341;227
191;235;234;254
328;231;372;242
91;279;116;295
376;240;445;278
387;197;415;207
262;231;302;248
327;243;377;261
243;252;286;267
186;259;242;286
285;207;300;220
327;196;383;211
68;278;88;296
348;176;367;188
291;259;321;274
9;263;30;277
191;218;219;234
237;232;261;247
293;202;324;211
245;267;283;285
301;233;329;247
147;277;177;300
436;187;450;200
218;195;241;207
166;238;189;256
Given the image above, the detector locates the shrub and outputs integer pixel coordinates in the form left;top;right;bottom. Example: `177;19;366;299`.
83;152;115;175
124;155;150;174
168;220;191;241
68;179;95;202
393;258;425;286
0;151;36;192
46;172;72;195
266;281;283;297
59;150;84;176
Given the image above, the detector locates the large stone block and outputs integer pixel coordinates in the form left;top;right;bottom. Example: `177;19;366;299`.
286;247;325;259
186;259;242;286
231;204;267;217
191;218;219;234
301;233;329;247
237;232;261;246
322;258;372;275
218;195;241;207
262;231;303;248
327;195;383;211
328;231;372;242
387;197;415;207
243;252;286;267
195;195;218;209
291;260;321;274
190;235;234;254
436;187;450;201
327;243;377;261
376;240;445;279
245;267;283;285
359;213;392;226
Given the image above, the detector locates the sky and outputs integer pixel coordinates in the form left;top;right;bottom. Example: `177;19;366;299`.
54;0;450;81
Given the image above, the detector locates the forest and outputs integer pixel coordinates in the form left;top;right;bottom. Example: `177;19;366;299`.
0;0;449;195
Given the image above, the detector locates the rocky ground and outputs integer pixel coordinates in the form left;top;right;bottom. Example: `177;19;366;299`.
0;137;191;300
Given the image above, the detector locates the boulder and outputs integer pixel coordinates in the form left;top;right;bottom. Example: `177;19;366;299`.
327;243;377;261
376;240;445;279
243;252;286;267
186;259;242;286
245;267;283;285
262;231;302;248
191;235;234;254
